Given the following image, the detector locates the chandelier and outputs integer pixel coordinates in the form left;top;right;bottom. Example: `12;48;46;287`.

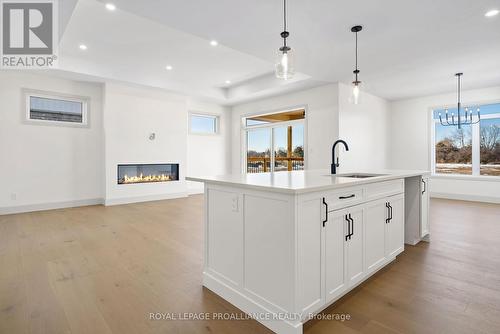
439;73;481;129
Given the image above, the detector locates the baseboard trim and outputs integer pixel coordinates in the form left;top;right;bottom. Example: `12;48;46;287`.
430;192;500;204
0;198;104;215
188;188;204;195
104;192;188;206
0;192;193;214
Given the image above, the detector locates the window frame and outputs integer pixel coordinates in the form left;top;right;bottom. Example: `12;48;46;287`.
430;101;500;179
23;89;90;128
188;112;220;135
241;105;307;174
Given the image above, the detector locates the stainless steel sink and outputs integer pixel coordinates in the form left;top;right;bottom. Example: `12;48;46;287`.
335;173;385;178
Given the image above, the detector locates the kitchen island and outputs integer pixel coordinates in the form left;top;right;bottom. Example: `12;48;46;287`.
187;169;430;334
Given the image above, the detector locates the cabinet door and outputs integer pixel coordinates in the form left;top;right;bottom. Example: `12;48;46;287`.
364;199;388;274
297;197;324;314
324;210;347;303
207;189;243;285
420;177;430;237
386;194;404;258
345;207;365;288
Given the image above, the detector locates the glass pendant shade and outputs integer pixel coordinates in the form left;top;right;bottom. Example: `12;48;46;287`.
350;25;363;105
351;82;361;105
275;47;295;80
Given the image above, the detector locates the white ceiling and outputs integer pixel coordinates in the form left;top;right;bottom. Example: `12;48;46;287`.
58;0;500;105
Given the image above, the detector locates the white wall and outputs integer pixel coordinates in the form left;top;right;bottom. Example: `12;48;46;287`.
390;85;500;203
338;83;390;171
187;100;231;194
103;84;231;204
230;83;340;173
103;83;188;205
0;72;232;213
0;71;104;214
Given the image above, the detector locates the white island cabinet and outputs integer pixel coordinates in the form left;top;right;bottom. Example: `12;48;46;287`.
187;170;429;334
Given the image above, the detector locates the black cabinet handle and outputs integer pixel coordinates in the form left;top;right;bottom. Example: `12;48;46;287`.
389;203;393;222
322;197;328;227
339;194;355;200
345;214;351;241
385;202;390;224
422;179;426;195
349;213;354;239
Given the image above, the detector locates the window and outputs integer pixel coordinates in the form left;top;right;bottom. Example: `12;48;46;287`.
273;124;304;171
244;109;305;173
247;128;271;173
190;114;218;134
434;122;473;175
432;102;500;176
25;91;88;126
480;116;500;176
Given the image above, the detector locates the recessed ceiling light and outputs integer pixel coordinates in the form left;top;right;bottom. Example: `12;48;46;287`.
210;40;218;46
79;44;87;50
485;9;499;17
165;65;173;70
105;3;116;11
225;80;231;84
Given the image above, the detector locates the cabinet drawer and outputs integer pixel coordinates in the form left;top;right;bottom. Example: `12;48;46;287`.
364;179;404;201
325;188;364;211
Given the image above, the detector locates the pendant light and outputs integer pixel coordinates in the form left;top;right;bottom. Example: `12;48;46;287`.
275;0;295;79
350;25;363;104
438;73;481;129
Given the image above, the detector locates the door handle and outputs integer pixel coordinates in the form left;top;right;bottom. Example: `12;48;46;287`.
339;194;355;200
345;214;351;241
385;202;390;224
349;213;354;239
422;179;426;195
322;197;328;227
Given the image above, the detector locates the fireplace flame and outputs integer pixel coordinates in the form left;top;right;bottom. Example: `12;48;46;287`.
120;173;173;184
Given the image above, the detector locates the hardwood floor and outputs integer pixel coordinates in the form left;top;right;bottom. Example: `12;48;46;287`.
1;197;499;334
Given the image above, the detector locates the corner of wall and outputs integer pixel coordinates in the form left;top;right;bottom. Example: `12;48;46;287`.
386;100;394;169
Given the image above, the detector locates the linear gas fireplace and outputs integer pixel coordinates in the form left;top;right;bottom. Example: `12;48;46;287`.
117;163;179;185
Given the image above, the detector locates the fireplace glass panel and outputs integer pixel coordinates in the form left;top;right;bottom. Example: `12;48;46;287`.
117;164;179;184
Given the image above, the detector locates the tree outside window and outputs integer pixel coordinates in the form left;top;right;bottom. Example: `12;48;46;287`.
480;118;500;176
433;103;500;176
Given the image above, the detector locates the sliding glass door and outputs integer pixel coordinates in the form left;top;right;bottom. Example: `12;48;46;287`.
247;128;271;173
273;124;304;171
244;109;305;174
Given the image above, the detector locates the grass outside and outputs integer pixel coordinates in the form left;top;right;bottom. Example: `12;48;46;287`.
436;163;500;176
480;165;500;176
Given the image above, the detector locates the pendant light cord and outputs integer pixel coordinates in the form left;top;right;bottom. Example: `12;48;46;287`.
283;0;287;47
283;0;287;31
355;31;358;81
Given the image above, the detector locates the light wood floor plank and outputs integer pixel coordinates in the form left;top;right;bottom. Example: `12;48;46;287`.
1;197;499;334
0;215;28;334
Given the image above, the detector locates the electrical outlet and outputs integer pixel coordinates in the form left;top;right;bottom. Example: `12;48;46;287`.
11;193;17;200
231;196;239;212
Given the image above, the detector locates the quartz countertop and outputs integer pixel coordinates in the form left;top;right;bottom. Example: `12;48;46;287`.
186;169;430;194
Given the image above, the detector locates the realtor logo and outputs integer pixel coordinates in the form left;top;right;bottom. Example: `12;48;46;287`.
1;0;58;68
